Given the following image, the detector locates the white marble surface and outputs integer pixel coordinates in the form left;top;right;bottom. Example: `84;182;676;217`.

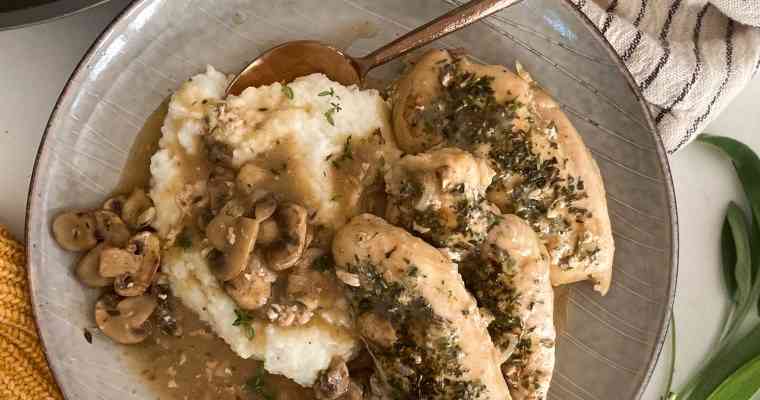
1;2;758;399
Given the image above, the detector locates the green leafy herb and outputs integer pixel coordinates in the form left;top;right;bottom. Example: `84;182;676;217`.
721;215;739;300
725;203;752;307
245;366;275;400
664;134;760;400
706;353;760;400
281;84;294;100
232;309;255;339
700;134;760;280
318;87;335;97
331;135;353;167
324;102;342;126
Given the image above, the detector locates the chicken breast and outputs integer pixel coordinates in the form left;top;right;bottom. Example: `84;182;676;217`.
460;215;555;400
385;147;498;253
390;49;614;294
332;214;510;400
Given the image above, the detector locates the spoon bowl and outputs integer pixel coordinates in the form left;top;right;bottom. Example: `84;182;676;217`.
226;41;361;95
226;0;521;95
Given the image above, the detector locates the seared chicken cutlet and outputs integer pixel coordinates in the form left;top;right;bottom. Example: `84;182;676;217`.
391;49;614;294
460;215;555;400
332;214;510;400
385;147;498;254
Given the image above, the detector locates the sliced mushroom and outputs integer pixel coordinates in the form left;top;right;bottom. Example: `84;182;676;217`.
122;189;154;229
205;214;238;251
254;197;277;221
286;248;331;310
99;246;140;276
94;210;130;247
94;293;157;344
237;163;275;194
207;177;236;212
265;203;308;271
102;195;127;214
214;217;259;281
257;219;280;246
75;244;114;288
224;252;275;310
107;232;161;297
315;358;350;400
52;211;97;252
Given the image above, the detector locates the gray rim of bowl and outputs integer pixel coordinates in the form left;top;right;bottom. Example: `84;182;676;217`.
24;1;679;399
0;0;111;31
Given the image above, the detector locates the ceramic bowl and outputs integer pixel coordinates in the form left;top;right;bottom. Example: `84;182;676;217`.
26;0;677;399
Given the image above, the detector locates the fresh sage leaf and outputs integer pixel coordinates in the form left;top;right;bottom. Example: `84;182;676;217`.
725;202;752;305
706;353;760;400
698;134;760;282
687;297;760;399
722;213;739;301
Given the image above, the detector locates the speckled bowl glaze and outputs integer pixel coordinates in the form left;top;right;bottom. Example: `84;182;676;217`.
26;1;677;399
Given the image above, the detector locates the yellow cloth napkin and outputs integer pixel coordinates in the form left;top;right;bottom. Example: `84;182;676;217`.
0;226;62;400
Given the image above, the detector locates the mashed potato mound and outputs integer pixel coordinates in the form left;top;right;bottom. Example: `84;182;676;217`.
149;66;395;386
162;248;355;386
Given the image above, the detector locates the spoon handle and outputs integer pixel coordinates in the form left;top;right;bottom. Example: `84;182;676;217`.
354;0;522;76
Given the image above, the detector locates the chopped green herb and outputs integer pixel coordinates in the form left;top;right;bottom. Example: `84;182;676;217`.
318;87;335;97
331;135;353;167
232;309;255;339
245;366;275;400
325;108;336;125
324;102;342;126
281;84;294;100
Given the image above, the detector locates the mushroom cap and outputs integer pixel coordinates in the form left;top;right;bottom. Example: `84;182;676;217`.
315;358;350;400
257;219;280;246
254;197;277;221
75;243;114;288
224;252;274;310
99;246;142;278
266;203;308;271
205;214;238;251
94;293;157;344
102;195;127;215
122;189;154;229
94;210;130;247
114;232;161;297
214;217;260;281
52;211;98;252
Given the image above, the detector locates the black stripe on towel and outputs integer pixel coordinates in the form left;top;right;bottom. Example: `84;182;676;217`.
659;0;682;41
655;3;710;124
640;47;670;91
622;0;648;61
671;19;735;154
634;0;648;26
622;31;642;61
601;0;618;35
639;0;682;91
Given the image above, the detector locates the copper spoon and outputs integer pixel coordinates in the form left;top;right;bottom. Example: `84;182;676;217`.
226;0;521;95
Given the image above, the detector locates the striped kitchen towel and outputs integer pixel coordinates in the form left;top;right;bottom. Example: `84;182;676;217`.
572;0;760;154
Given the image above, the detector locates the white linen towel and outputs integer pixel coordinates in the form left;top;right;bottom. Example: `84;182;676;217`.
571;0;760;153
